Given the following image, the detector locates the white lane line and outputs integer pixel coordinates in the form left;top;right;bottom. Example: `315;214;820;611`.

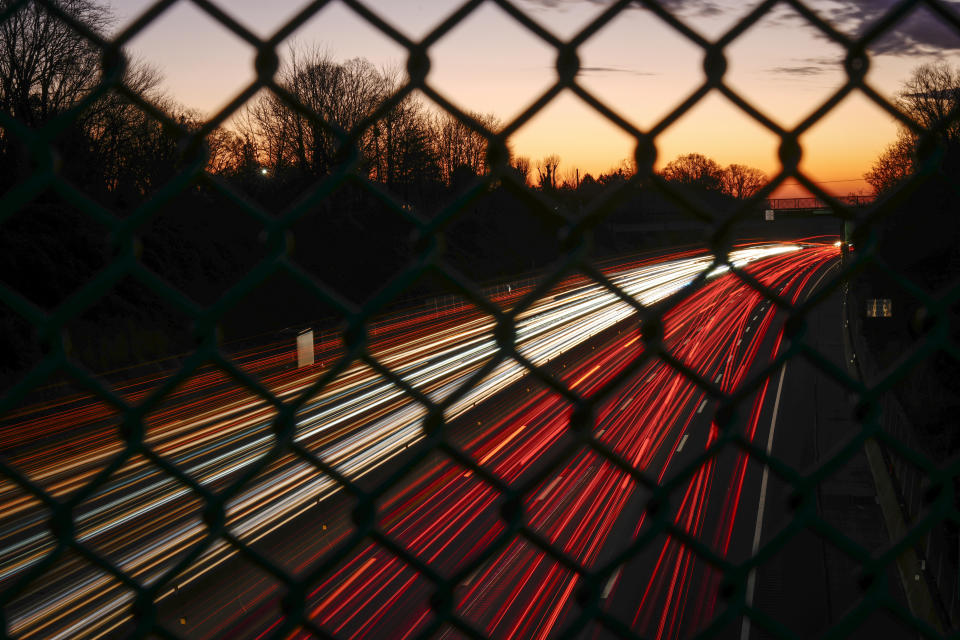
740;257;840;639
602;567;622;599
536;476;563;501
715;374;722;383
676;434;690;452
696;400;707;414
596;429;605;437
745;325;752;333
740;362;788;640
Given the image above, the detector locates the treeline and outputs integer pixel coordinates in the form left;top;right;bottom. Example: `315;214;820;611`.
861;62;960;462
0;0;771;386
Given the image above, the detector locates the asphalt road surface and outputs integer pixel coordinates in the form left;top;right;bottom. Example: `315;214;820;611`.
1;238;908;639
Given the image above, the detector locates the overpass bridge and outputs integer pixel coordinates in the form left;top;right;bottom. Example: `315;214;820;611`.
764;194;875;214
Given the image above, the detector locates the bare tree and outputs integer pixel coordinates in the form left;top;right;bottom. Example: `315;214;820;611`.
431;111;499;185
559;166;581;190
240;47;389;178
662;153;725;192
0;0;111;128
898;62;960;142
865;63;960;194
536;154;560;190
510;155;531;185
865;129;915;194
721;164;766;199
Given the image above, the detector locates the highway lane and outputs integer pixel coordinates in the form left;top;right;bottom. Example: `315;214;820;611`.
0;244;821;639
158;241;844;639
601;255;838;639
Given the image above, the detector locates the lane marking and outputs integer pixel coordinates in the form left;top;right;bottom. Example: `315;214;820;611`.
536;476;563;501
696;400;707;414
466;424;526;476
638;437;651;458
572;364;601;388
715;374;722;383
601;567;622;599
321;557;376;608
676;434;690;452
740;256;842;639
740;361;788;640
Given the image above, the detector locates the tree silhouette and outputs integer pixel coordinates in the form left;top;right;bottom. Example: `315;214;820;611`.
510;155;531;185
662;153;724;193
536;154;560;190
865;62;960;194
722;164;766;199
864;129;915;194
0;0;110;128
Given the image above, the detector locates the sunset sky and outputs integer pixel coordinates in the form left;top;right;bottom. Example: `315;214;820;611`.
105;0;960;196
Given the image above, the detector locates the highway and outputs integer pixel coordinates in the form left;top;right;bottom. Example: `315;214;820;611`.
0;240;845;639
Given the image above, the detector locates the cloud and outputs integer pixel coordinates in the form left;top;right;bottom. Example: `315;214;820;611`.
579;65;658;76
834;1;960;56
766;65;827;76
521;0;960;56
521;0;728;18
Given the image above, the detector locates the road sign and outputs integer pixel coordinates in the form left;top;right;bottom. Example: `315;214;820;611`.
297;329;315;367
866;299;892;318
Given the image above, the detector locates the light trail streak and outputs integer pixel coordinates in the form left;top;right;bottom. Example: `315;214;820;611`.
0;241;838;639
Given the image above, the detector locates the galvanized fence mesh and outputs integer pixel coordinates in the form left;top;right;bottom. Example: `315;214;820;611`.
0;0;959;638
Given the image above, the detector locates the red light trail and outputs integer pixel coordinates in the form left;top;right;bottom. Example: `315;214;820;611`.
0;240;840;639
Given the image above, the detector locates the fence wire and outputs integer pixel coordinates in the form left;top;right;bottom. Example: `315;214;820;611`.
0;0;959;638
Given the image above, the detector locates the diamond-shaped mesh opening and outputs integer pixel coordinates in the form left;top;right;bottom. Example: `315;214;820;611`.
455;535;580;636
723;3;849;130
155;547;287;639
287;183;419;307
377;448;505;579
508;91;638;193
798;92;900;197
747;521;903;639
0;480;54;589
73;452;207;581
224;451;357;577
222;268;344;351
144;367;278;489
655;92;780;208
302;538;436;637
443;181;567;282
0;392;125;498
125;1;257;114
137;188;267;307
0;192;109;312
428;2;555;123
279;1;409;76
63;274;195;386
577;8;703;132
5;0;960;636
3;546;136;639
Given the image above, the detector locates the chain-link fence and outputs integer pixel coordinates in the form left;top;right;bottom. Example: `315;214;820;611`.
1;0;959;638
